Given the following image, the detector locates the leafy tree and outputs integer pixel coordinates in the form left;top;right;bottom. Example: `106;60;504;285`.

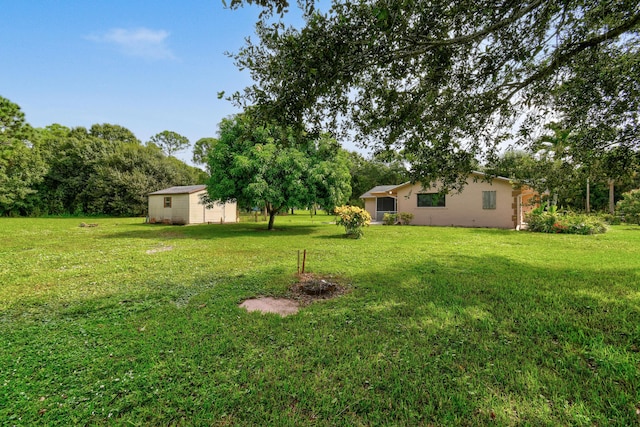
148;130;190;157
34;124;89;214
617;189;640;225
206;114;351;230
230;0;640;191
530;123;579;207
0;96;46;215
486;150;536;181
347;151;409;206
34;124;205;216
88;143;206;216
0;100;205;217
305;134;352;213
192;137;217;170
550;43;639;160
488;145;640;212
89;123;140;144
34;125;134;215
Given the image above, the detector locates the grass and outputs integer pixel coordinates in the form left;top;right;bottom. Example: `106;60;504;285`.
1;214;639;425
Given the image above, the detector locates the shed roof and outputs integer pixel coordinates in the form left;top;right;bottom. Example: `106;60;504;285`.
149;185;207;196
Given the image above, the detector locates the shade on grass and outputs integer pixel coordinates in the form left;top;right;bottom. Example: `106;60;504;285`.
1;216;639;425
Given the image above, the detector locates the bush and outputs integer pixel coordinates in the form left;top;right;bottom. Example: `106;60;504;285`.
334;205;372;238
382;213;397;225
382;213;396;225
597;213;622;225
398;212;414;225
526;204;607;235
616;189;640;225
383;212;413;225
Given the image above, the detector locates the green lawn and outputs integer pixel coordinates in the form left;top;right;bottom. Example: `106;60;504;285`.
1;215;639;425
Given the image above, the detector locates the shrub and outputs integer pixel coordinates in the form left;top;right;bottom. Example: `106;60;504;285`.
398;212;414;225
382;213;397;225
616;189;640;225
526;204;607;235
596;213;622;225
334;205;372;238
382;212;413;225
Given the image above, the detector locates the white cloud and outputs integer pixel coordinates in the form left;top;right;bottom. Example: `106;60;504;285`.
87;28;176;60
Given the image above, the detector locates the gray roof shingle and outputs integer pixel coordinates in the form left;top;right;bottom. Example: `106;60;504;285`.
360;184;406;198
148;185;207;195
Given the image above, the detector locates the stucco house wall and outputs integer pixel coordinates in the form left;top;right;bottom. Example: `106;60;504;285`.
361;173;537;229
148;185;238;225
395;178;515;229
363;198;377;221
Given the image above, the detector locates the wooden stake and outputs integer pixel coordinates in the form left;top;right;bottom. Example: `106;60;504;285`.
297;250;300;274
302;249;307;274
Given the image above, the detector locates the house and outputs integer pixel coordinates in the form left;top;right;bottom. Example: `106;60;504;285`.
360;173;538;229
148;185;238;225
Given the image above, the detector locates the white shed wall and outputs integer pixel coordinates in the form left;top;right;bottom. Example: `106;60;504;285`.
149;190;237;225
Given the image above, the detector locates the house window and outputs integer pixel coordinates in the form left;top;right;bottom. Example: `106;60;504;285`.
482;191;496;209
376;197;396;212
417;193;445;207
164;197;172;208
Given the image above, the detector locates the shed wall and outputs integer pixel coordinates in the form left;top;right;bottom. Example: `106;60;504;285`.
148;194;188;224
169;194;190;224
149;190;238;224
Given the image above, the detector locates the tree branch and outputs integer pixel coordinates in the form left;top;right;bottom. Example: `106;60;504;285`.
503;12;640;101
409;0;544;48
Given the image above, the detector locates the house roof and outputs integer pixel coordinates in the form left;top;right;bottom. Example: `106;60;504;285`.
360;184;408;199
360;172;514;198
149;185;207;196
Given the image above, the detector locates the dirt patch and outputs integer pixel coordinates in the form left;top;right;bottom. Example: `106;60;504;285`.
239;297;300;316
146;245;173;254
288;273;348;305
239;274;348;316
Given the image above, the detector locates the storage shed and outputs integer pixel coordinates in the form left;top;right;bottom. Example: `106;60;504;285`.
148;185;237;225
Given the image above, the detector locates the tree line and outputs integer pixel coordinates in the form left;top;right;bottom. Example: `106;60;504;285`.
2;93;637;220
0;96;410;219
0;96;205;217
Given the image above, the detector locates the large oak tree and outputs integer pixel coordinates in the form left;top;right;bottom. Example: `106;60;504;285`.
230;0;640;190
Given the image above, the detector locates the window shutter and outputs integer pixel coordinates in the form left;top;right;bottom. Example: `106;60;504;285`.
483;191;496;209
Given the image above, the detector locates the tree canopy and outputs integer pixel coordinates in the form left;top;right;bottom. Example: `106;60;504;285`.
0;96;205;217
34;125;205;216
206;113;351;229
486;128;640;212
347;151;410;206
148;130;190;157
192;137;217;170
230;0;640;190
0;96;45;215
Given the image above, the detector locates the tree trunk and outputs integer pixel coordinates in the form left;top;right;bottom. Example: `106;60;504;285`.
586;178;590;214
268;210;277;230
608;179;615;214
267;203;278;230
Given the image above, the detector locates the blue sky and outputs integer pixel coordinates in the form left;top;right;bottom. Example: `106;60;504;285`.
1;0;354;163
